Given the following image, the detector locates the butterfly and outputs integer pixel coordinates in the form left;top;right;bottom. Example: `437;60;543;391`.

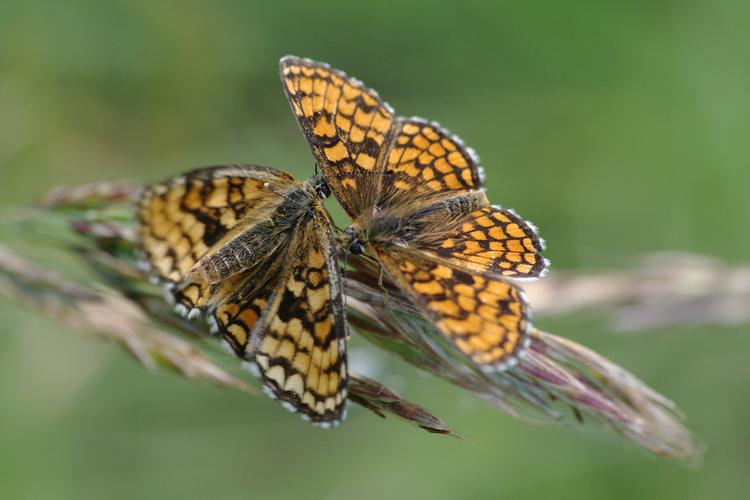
280;56;547;370
138;165;348;426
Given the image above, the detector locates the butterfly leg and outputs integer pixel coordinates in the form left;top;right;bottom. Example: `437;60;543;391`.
377;262;390;305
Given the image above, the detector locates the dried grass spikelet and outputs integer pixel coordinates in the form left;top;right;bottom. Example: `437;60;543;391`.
343;243;703;464
0;181;702;462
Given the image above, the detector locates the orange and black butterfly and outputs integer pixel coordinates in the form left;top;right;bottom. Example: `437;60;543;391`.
280;56;548;370
138;165;348;426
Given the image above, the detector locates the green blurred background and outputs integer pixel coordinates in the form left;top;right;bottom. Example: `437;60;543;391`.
1;1;748;499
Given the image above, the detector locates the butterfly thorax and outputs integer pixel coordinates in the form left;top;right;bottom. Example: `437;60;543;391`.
186;181;324;285
270;185;317;227
347;191;488;255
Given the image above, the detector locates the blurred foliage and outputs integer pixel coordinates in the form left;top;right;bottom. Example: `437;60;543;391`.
0;1;748;499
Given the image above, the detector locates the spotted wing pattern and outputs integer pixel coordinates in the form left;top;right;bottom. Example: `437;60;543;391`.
376;249;529;370
280;56;395;219
168;270;254;316
138;165;295;282
210;210;348;424
380;118;485;206
426;206;547;278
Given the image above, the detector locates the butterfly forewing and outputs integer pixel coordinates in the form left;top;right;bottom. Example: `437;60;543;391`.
138;165;296;283
211;208;348;424
170;271;248;314
425;206;547;279
140;166;348;424
280;56;395;219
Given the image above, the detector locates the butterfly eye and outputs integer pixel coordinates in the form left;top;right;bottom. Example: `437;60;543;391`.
318;182;331;199
311;176;331;199
348;240;364;255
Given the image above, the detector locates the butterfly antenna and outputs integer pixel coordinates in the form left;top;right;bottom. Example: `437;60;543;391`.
263;182;293;203
327;171;394;180
340;248;350;309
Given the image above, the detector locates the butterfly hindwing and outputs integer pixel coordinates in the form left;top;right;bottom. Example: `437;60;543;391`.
376;248;530;371
210;206;348;425
425;206;547;279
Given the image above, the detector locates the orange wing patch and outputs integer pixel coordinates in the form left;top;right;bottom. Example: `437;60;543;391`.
380;118;484;205
280;56;395;219
426;206;547;279
377;249;530;370
210;287;272;356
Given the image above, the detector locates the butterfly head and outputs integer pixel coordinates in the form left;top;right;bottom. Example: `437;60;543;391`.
307;175;331;199
343;226;365;255
348;239;365;255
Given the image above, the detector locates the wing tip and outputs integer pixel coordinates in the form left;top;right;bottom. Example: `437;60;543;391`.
279;55;395;117
312;404;348;429
246;362;349;427
489;204;549;254
399;116;484;187
279;54;333;74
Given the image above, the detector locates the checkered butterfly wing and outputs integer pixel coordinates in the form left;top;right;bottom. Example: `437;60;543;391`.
378;117;487;208
140;167;348;424
138;165;297;313
376;248;530;370
280;56;395;220
210;208;348;425
423;206;547;279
